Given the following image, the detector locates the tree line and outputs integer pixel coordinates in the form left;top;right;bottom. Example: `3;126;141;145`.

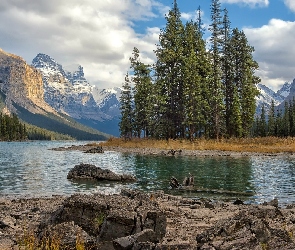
253;100;295;137
0;112;75;141
119;0;260;140
0;113;27;141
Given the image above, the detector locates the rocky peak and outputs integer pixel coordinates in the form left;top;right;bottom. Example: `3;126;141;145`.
0;49;46;113
277;82;291;98
32;53;66;78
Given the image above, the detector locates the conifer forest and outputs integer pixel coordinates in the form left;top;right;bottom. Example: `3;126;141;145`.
119;0;261;140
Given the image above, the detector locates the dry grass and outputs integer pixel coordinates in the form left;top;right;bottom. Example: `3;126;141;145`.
18;229;86;250
100;137;295;154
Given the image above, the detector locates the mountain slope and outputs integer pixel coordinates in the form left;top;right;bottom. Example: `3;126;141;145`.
0;48;110;140
32;53;121;136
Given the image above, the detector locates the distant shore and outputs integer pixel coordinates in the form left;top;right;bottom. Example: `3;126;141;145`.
51;142;295;158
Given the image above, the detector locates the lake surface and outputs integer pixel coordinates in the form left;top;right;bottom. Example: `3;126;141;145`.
1;141;295;205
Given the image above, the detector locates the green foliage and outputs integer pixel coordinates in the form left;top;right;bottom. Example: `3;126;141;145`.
119;73;134;139
253;99;295;138
119;0;260;140
0;113;27;141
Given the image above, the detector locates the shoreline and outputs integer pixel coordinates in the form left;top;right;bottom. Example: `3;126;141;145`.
52;143;295;158
1;190;295;249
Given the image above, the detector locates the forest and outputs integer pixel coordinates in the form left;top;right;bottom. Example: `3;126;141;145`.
119;0;260;140
0;113;27;141
253;100;295;137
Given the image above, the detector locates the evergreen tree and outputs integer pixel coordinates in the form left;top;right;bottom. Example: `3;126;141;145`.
259;105;267;137
119;73;134;139
282;101;290;137
229;28;260;136
154;0;185;139
182;21;208;139
267;100;276;136
208;0;225;139
129;47;153;138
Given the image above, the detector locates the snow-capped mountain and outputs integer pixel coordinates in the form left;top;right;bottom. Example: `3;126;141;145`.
92;86;121;118
32;53;120;136
256;82;291;114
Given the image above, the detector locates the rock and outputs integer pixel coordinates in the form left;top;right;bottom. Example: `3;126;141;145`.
263;198;279;208
196;205;295;249
67;163;136;182
40;192;166;249
0;237;17;250
84;146;104;153
113;229;157;250
233;199;244;205
40;222;95;250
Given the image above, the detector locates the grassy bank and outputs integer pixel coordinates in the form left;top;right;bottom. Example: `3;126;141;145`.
100;137;295;154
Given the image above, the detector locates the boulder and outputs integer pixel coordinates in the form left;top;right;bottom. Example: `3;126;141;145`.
67;163;136;182
41;192;166;249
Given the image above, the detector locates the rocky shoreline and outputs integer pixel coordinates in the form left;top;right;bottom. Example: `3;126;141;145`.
1;190;295;249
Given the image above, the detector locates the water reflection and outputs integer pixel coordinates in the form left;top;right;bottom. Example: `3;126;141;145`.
1;141;295;205
130;154;254;200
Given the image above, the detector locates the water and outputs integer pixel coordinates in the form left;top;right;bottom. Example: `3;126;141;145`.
1;141;295;205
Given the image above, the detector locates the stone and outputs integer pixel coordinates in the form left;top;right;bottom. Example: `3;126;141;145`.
84;146;104;153
67;163;136;182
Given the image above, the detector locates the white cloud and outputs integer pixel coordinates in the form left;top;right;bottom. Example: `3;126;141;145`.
0;0;164;88
244;19;295;91
284;0;295;12
221;0;269;7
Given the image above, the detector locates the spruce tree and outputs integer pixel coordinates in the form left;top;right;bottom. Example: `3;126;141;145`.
229;28;260;137
129;47;153;138
267;100;276;136
208;0;225;139
154;0;185;139
119;73;134;139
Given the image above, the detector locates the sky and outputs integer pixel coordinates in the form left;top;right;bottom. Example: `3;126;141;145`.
0;0;294;91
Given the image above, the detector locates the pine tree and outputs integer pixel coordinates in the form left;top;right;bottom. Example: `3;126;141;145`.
154;0;185;139
129;47;153;138
259;105;267;137
282;101;290;137
229;28;260;137
208;0;225;139
182;20;211;139
267;100;276;136
119;73;134;139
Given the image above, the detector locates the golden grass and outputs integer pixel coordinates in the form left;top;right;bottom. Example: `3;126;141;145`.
18;229;86;250
100;136;295;154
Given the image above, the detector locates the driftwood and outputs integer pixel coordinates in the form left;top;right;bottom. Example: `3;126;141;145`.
170;174;194;189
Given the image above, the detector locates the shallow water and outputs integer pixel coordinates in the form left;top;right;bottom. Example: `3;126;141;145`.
1;141;295;205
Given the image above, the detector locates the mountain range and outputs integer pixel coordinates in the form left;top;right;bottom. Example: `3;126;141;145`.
31;53;121;136
1;47;295;139
256;80;295;114
0;49;113;140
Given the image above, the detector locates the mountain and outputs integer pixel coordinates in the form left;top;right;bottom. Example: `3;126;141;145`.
32;53;121;136
256;82;292;114
0;48;109;140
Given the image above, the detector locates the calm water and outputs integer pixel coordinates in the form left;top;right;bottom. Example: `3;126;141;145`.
1;141;295;205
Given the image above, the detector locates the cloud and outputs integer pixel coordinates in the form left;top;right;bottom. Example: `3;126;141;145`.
221;0;269;7
0;0;163;88
244;19;295;90
284;0;295;12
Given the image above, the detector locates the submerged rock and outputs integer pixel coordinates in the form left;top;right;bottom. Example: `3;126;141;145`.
67;163;136;182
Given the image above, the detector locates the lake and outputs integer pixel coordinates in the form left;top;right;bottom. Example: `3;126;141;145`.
1;141;295;205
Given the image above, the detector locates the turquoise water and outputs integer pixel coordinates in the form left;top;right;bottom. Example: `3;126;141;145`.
1;141;295;205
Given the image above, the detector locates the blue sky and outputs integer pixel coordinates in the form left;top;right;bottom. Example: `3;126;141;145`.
0;0;294;91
